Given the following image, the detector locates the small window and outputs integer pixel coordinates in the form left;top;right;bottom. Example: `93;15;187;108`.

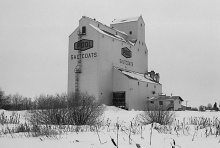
129;31;132;34
141;23;142;27
170;100;174;104
146;83;148;87
139;41;140;44
150;101;154;104
82;26;86;34
142;42;143;45
138;82;139;85
154;85;156;88
159;101;163;106
98;24;99;28
179;101;181;104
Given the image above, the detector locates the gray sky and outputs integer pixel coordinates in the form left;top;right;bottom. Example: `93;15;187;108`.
0;0;220;108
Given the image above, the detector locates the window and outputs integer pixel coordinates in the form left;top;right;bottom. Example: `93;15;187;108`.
129;31;132;35
159;101;163;106
179;101;181;104
150;101;154;104
82;26;86;34
170;100;174;104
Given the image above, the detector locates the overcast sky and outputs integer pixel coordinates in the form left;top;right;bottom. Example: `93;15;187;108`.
0;0;220;108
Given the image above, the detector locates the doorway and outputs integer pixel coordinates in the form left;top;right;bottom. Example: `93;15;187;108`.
113;91;126;109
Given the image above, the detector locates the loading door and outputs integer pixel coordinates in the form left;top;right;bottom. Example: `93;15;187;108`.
113;91;126;109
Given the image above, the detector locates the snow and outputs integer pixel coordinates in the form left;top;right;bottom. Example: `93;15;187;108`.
1;107;220;148
111;16;140;24
112;28;128;36
89;24;128;44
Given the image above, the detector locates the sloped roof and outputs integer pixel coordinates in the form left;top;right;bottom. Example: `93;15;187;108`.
82;16;129;36
113;28;128;36
111;16;140;24
114;67;160;84
90;24;135;46
149;96;184;101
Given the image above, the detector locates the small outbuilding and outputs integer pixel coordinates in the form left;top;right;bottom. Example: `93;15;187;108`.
148;95;183;111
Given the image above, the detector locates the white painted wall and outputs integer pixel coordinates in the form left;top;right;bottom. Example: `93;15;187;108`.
110;16;148;73
149;98;182;111
68;20;99;99
174;99;182;110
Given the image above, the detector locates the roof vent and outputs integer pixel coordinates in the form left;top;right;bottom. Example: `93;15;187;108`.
144;73;148;79
149;71;155;80
155;73;160;82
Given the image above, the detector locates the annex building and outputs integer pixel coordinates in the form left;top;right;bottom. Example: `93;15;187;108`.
68;16;162;110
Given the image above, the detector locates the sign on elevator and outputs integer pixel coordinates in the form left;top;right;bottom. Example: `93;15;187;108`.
74;39;93;51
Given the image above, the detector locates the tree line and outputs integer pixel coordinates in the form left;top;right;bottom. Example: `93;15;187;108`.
198;102;219;111
0;88;67;110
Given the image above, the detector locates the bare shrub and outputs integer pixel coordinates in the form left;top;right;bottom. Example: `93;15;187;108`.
29;93;69;125
0;111;20;125
29;92;104;126
67;92;104;125
29;108;68;125
138;105;175;125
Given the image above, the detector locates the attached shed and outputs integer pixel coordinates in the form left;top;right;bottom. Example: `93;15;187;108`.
113;67;162;110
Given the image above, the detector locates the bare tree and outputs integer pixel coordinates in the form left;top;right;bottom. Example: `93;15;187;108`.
0;88;5;108
207;103;213;110
199;105;205;111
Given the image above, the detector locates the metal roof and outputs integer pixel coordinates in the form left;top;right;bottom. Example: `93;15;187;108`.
114;67;160;84
90;24;135;46
111;16;140;24
149;96;184;101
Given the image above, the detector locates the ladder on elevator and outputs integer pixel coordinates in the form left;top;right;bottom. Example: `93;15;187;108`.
75;27;86;95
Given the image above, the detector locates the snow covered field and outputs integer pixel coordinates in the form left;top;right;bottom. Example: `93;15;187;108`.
1;106;220;148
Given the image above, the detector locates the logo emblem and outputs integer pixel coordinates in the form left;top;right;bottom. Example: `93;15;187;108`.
121;47;132;58
74;39;93;51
